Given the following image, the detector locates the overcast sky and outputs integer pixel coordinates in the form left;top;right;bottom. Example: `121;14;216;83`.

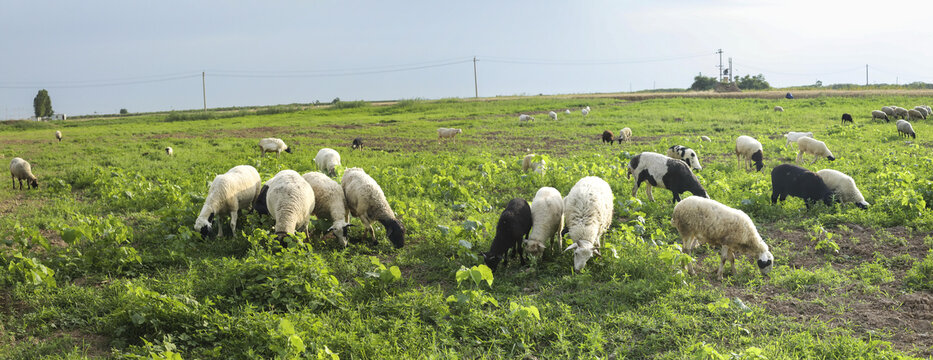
2;1;931;119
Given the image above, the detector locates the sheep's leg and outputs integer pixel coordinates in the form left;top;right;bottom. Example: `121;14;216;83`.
811;154;819;164
229;209;239;237
717;245;730;280
631;181;640;198
729;250;737;274
646;184;655;202
10;175;14;190
795;151;802;163
18;178;23;190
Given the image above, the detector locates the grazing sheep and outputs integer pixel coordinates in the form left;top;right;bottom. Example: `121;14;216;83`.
351;137;364;151
601;130;614;144
565;109;571;115
302;172;352;246
908;109;925;121
770;164;833;209
841;113;853;124
881;106;895;118
563;176;613;272
483;198;532;271
523;187;564;259
549;111;558;120
519;114;535;122
342;168;406;248
617;128;632;143
700;136;712;142
915;107;929;118
774;106;784;112
165;147;173;156
784;131;813;147
871;110;889;122
194;165;262;238
254;170;315;238
924;105;933;115
581;108;589;117
666;145;702;171
54;130;62;142
896;119;916;139
522;154;545;174
672;196;774;279
816;169;869;210
796;136;835;164
314;148;341;176
9;157;38;190
628;152;708;202
735;135;764;172
258;138;292;157
895;107;909;120
437;127;462;141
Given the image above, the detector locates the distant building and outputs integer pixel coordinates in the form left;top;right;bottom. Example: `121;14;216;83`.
50;114;66;120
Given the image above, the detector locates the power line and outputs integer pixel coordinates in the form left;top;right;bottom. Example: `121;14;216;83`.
479;52;712;66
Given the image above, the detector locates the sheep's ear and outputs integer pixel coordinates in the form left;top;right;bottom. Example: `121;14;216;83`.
208;213;215;224
563;243;578;252
326;226;336;233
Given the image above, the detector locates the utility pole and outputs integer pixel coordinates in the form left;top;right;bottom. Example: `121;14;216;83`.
728;57;733;82
716;49;724;81
473;57;478;98
202;71;207;111
865;65;869;86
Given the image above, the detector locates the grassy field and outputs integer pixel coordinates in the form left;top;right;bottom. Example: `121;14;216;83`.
2;95;933;359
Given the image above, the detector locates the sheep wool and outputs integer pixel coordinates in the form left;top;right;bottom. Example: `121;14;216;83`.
563;176;613;271
895;107;909;119
548;111;558;120
896;119;916;139
796;136;835;164
816;169;869;209
628;152;708;202
257;170;315;237
774;106;784;112
194;165;262;238
672;196;773;279
437;128;462;140
9;157;38;190
519;114;534;122
55;130;62;142
522;154;545;174
565;109;571;115
165;147;173;156
700;136;712;142
666;145;702;171
342;167;406;248
258;138;291;157
314;148;341;176
601;130;614;144
909;109;925;121
783;131;813;147
523;187;564;258
735;135;764;172
871;110;889;122
617;128;632;143
881;106;895;117
302;171;352;246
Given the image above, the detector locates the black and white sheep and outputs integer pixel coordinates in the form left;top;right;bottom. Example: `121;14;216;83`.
302;171;353;246
770;164;833;209
563;176;613;272
55;130;62;142
841;113;853;124
165;147;173;156
254;170;315;238
816;169;869;210
601;130;614;144
666;145;702;171
483;198;532;272
351;137;364;151
795;136;835;164
896;119;916;139
314;148;341;176
342;168;406;248
258;138;292;157
871;110;889;122
194;165;262;238
523;187;564;258
628;152;708;202
9;157;38;190
672;196;774;279
735;135;764;172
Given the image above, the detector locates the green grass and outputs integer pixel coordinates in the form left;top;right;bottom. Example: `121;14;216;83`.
2;96;933;358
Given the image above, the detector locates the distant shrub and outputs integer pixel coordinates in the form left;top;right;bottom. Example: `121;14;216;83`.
0;120;53;132
120;108;129;115
331;100;369;110
164;111;215;122
905;251;933;291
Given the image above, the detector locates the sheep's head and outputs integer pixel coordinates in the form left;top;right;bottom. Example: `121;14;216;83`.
284;147;293;154
756;250;774;275
253;185;270;215
685;149;702;171
195;213;214;239
328;222;354;247
381;218;406;249
482;252;502;272
565;242;599;272
523;238;546;258
28;178;38;189
752;151;764;172
856;201;869;210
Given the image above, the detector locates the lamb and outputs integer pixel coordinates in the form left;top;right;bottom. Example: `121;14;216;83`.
302;172;352;246
796;136;835;164
816;169;869;210
194;165;262;238
581;108;589;117
908;109;925;121
437;127;462;141
563;177;613;271
881;106;895;118
522;154;545;174
672;196;774;279
314;148;341;176
617;127;632;143
54;130;62;142
735;135;764;172
774;106;784;112
522;187;564;258
784;131;813;147
519;114;534;122
871;110;889;122
165;147;173;156
254;170;315;238
341;168;406;248
770;164;833;209
483;198;532;271
700;136;712;142
601;130;614;144
841;113;853;124
565;109;571;115
9;157;38;190
895;107;909;120
351;137;363;151
666;145;702;171
628;152;708;202
258;138;292;157
549;111;558;120
896;119;916;139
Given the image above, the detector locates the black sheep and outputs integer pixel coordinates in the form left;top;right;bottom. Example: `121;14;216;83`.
628;152;708;203
351;137;363;150
770;164;833;209
601;130;614;144
841;113;853;124
483;198;532;271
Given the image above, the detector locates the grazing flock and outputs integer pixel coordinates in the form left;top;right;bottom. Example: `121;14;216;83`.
6;102;921;279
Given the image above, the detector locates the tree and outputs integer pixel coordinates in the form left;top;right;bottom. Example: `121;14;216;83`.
690;74;719;91
736;74;770;90
33;89;53;118
119;108;128;115
814;80;823;87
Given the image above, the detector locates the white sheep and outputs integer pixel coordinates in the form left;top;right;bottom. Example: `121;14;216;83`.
672;196;774;279
194;165;262;238
302;171;352;246
165;147;173;156
783;131;813;147
915;106;929;118
9;157;38;190
881;106;895;117
563;176;613;271
565;109;571;115
258;138;292;157
522;154;545;174
314;148;341;176
519;114;535;122
255;170;315;238
700;136;712;142
871;110;889;122
54;130;62;142
909;109;925;120
735;135;764;172
796;136;835;164
815;169;869;209
618;128;632;142
774;106;784;112
581;108;590;117
896;119;916;139
548;111;558;120
895;107;909;120
522;187;564;258
342;168;406;248
437;127;462;141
